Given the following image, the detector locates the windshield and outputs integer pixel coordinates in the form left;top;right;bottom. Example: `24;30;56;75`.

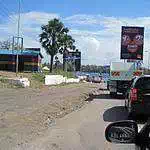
141;77;150;90
134;77;150;90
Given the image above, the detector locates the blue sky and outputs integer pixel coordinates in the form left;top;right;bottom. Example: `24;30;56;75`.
1;0;150;66
18;0;150;17
20;0;150;17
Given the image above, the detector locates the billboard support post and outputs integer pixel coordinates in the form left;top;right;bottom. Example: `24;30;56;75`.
65;61;67;72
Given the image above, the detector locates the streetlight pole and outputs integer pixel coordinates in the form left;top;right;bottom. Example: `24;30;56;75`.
148;52;150;70
16;0;21;75
145;50;150;70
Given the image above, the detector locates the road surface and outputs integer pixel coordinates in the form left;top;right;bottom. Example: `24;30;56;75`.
17;88;147;150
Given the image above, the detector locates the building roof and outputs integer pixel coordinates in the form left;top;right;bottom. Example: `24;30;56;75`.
0;49;43;58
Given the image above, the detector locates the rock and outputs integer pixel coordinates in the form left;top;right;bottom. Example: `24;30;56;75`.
44;117;56;127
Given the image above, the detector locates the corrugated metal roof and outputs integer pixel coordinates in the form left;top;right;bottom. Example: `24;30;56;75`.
0;49;43;58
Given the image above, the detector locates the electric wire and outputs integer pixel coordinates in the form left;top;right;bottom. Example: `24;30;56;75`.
0;0;20;41
0;0;17;24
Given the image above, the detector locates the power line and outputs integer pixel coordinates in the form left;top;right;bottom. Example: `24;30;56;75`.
0;1;18;26
0;1;20;44
0;1;17;23
0;9;15;24
0;0;18;19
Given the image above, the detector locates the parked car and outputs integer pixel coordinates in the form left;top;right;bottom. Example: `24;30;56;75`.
86;75;93;82
125;75;150;118
92;76;102;83
86;75;102;83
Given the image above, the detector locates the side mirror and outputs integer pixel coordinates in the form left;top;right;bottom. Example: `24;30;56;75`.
105;120;138;144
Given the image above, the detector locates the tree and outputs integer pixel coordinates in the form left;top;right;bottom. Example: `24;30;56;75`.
0;39;24;50
39;18;75;72
59;34;76;54
0;40;12;50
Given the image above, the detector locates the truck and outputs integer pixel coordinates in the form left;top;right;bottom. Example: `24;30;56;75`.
108;62;143;97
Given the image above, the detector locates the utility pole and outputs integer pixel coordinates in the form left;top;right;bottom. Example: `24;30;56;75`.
16;0;21;75
148;52;150;70
145;51;150;70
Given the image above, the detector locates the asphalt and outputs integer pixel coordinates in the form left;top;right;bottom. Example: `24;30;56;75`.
21;89;147;150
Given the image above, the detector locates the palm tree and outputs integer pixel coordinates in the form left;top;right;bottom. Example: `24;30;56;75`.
39;18;75;72
59;34;76;54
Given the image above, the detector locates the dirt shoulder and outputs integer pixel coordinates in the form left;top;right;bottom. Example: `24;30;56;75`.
0;82;100;150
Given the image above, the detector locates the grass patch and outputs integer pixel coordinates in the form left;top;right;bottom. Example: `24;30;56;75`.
29;73;45;89
31;73;45;83
43;69;76;78
22;73;45;89
19;71;75;89
0;77;8;83
50;69;76;78
0;69;77;89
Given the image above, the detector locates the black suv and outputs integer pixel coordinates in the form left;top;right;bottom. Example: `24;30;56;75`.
125;75;150;117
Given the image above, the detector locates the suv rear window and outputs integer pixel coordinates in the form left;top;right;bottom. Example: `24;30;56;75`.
134;77;150;90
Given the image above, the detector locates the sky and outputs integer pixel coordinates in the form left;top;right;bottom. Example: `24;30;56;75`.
1;0;150;66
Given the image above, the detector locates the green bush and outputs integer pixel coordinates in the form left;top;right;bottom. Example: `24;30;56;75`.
51;69;76;78
0;77;8;83
31;73;45;83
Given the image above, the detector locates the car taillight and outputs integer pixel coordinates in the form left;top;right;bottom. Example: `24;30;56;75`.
130;88;138;102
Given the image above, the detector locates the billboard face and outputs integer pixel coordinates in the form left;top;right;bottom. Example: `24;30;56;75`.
63;51;81;71
121;26;144;60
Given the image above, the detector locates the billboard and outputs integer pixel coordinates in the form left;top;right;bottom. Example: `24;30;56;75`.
63;51;81;71
121;26;144;60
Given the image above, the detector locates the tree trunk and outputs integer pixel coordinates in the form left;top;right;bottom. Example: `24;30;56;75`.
50;55;54;73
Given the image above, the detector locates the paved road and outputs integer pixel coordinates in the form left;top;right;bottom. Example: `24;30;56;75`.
25;90;145;150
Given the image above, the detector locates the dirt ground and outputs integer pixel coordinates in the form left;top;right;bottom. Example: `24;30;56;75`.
0;82;100;150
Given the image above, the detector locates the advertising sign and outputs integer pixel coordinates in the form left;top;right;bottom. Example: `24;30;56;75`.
63;51;81;71
121;26;144;60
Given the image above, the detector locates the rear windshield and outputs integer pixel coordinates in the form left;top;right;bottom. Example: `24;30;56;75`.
134;77;150;90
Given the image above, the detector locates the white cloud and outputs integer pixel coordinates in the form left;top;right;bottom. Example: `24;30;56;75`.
74;35;120;65
21;11;59;24
1;12;150;66
0;11;59;39
66;14;150;65
0;11;59;63
64;14;104;25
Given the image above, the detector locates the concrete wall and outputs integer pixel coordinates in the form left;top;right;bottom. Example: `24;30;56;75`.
7;78;30;87
45;75;80;85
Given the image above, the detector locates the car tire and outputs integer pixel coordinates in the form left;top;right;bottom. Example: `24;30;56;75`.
127;105;136;120
124;99;128;109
